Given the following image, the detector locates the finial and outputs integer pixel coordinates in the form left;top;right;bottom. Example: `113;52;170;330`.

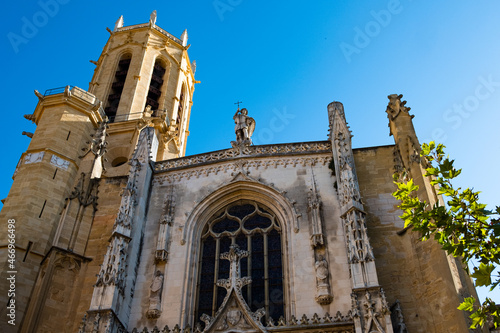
181;29;188;47
114;15;124;32
149;10;157;26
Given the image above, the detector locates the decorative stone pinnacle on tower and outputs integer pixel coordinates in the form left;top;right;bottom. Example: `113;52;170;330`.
149;10;157;26
114;15;123;31
181;29;188;46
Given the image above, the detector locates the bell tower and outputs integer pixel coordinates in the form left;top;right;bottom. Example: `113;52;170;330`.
89;11;196;168
0;12;196;332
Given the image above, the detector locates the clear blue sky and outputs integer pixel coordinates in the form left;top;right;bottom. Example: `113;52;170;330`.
1;1;499;303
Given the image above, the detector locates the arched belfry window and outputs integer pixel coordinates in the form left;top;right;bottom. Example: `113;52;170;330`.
146;59;166;110
195;202;284;327
105;53;131;121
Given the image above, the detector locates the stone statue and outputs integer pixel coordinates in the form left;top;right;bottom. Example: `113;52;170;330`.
315;256;329;286
144;105;153;117
147;270;164;318
314;255;333;304
233;108;255;145
151;270;163;298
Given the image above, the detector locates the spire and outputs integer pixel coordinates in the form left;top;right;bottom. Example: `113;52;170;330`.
113;15;123;32
181;29;188;46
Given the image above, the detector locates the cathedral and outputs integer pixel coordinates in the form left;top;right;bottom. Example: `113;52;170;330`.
0;12;486;333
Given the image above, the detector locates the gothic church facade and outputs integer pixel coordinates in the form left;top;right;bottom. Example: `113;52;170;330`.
0;13;484;333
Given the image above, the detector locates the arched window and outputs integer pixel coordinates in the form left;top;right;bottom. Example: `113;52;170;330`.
195;201;284;327
146;59;166;110
105;53;131;121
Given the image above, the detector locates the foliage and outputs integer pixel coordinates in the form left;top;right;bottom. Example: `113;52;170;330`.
392;141;500;329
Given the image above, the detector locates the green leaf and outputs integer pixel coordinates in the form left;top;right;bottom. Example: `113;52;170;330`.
471;263;494;287
458;297;475;312
393;141;500;328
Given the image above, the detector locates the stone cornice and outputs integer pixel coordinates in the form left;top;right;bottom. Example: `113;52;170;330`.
155;141;332;173
32;87;104;127
154;155;331;185
115;23;183;46
107;120;140;134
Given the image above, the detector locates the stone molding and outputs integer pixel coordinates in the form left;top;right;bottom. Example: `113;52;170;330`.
115;23;183;46
154;155;331;185
33;85;105;127
155;141;331;172
130;311;354;333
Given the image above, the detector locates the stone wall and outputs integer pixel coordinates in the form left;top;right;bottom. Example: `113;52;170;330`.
354;145;479;333
126;149;353;330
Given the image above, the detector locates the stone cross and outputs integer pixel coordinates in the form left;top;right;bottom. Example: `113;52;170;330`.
216;244;252;292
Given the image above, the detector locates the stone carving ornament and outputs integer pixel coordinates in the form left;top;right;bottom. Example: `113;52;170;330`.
155;141;330;171
308;172;325;247
231;107;256;153
50;155;70;170
156;187;175;262
147;271;164;319
87;128;154;333
154;156;331;186
329;101;392;333
201;244;266;333
315;255;333;305
233;108;255;143
24;151;45;164
94;236;128;293
386;94;410;120
386;94;421;175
